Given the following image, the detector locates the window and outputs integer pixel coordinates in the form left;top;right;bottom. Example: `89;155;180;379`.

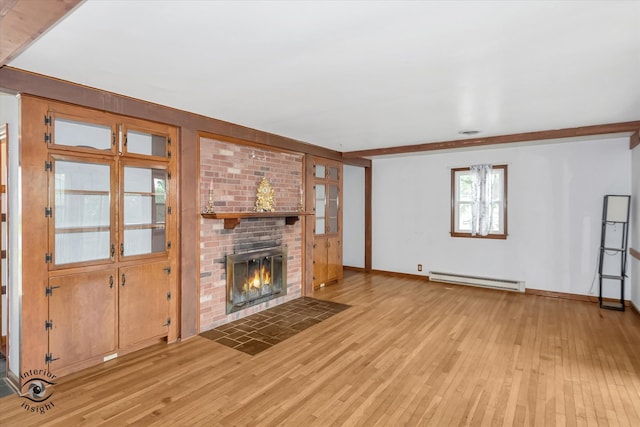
451;164;507;239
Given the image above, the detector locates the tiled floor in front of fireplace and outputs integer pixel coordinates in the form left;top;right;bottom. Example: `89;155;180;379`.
200;297;351;355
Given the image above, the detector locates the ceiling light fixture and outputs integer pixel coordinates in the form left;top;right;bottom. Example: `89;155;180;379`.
458;130;481;136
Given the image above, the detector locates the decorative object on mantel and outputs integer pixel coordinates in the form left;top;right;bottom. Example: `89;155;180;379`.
254;177;275;212
203;182;216;214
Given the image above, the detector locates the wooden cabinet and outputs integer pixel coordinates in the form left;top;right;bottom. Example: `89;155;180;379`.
48;270;117;371
119;262;170;348
312;157;343;288
20;97;178;380
313;235;342;288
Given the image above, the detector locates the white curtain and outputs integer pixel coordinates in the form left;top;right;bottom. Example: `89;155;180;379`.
470;164;493;236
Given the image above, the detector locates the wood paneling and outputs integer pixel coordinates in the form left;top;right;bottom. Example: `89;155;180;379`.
19;95;49;377
344;121;640;158
0;0;83;66
1;272;640;425
303;154;314;295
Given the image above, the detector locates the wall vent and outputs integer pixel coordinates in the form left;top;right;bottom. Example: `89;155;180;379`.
429;271;525;292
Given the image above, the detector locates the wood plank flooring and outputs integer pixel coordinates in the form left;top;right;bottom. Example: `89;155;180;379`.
1;271;640;426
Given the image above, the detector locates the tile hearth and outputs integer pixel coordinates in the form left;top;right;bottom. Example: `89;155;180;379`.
200;297;350;355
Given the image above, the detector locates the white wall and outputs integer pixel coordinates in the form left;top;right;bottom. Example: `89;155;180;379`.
0;92;21;377
372;136;631;297
343;165;365;268
630;146;640;308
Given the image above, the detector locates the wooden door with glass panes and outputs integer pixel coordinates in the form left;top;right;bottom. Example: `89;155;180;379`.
312;157;343;288
41;100;177;376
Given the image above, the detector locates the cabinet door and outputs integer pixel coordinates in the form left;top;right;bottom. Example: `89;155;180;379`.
51;156;114;268
48;270;117;371
119;261;169;347
313;240;328;288
327;236;342;282
121;164;168;258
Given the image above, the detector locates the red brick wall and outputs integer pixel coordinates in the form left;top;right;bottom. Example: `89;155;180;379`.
199;137;303;331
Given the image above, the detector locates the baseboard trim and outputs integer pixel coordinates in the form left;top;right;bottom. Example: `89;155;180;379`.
630;301;640;318
526;288;630;306
343;266;366;273
371;269;428;281
354;270;633;308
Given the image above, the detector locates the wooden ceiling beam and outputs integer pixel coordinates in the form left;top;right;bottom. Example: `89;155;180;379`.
0;0;84;66
630;130;640;150
343;121;640;158
0;66;355;162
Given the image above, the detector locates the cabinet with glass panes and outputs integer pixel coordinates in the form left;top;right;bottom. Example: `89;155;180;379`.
21;97;178;379
312;157;342;288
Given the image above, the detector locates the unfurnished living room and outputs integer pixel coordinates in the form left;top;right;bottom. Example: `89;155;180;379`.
1;0;640;425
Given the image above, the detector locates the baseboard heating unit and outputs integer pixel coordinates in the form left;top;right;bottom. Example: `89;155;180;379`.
429;271;525;292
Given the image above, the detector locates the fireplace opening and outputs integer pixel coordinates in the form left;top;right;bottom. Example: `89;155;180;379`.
226;246;287;314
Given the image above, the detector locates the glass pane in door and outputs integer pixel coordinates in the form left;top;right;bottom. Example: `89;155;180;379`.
315;164;325;179
315;183;326;235
328;184;339;233
54;160;111;265
54;117;112;150
328;166;339;181
126;129;167;157
123;166;167;256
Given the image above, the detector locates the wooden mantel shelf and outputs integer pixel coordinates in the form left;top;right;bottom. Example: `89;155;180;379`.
201;211;314;229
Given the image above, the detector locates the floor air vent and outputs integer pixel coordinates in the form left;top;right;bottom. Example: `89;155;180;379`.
429;271;525;292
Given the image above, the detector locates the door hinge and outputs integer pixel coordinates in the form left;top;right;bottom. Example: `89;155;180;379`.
45;285;60;296
45;320;53;331
167;206;172;214
44;133;52;144
162;318;171;327
167;241;171;249
45;253;53;264
112;132;116;146
167;137;171;146
45;353;60;364
167;172;172;180
44;207;53;218
45;160;53;171
124;134;128;146
167;291;171;300
167;150;171;158
44;115;52;126
163;266;171;274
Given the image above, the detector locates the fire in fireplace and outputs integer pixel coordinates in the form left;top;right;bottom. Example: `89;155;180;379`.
226;246;287;314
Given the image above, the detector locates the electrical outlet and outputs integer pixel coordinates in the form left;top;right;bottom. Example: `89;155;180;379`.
417;264;422;272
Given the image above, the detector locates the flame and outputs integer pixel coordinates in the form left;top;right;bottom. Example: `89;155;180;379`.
242;265;271;294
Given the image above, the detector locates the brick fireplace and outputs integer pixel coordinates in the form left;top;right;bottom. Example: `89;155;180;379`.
199;137;303;331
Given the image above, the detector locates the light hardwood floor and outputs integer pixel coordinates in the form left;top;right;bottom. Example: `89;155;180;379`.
1;271;640;426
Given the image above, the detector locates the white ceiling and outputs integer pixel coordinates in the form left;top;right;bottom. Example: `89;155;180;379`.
8;0;640;153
